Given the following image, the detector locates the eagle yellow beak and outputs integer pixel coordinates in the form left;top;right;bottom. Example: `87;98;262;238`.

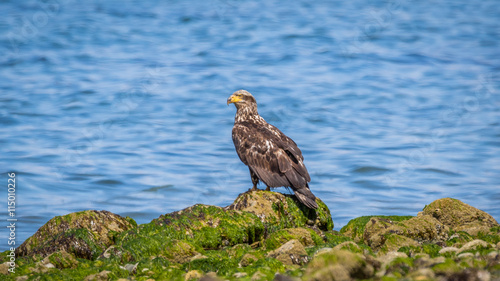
227;94;242;105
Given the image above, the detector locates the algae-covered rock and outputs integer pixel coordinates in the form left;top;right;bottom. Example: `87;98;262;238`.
227;190;333;232
267;239;308;266
303;249;373;280
340;215;412;243
340;214;448;251
41;250;78;269
264;227;316;250
423;198;499;235
16;210;136;259
116;204;265;260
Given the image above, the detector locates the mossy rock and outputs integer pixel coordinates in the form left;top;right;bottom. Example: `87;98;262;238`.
423;198;499;235
226;190;333;232
379;234;419;254
264;227;318;250
303;249;374;280
116;204;265;261
42;250;79;269
348;215;449;250
340;215;412;243
16;210;136;260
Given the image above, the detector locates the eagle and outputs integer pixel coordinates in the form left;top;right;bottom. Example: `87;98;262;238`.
227;90;318;209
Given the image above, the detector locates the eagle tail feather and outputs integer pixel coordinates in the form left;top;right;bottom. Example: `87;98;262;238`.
294;188;318;209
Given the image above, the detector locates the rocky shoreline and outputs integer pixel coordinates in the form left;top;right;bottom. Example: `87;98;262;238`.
1;192;499;281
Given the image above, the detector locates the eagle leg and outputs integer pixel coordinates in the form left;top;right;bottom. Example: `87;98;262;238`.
249;168;260;192
265;186;271;191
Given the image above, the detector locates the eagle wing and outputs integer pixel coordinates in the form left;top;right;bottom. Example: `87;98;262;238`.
232;121;310;188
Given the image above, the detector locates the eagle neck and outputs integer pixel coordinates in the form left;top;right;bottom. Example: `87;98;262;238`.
235;104;261;124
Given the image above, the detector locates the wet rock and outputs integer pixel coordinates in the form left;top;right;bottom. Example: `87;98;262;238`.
407;268;436;280
163;240;199;263
227;190;333;231
16;210;136;259
439;246;459;255
233;272;247;278
264;227;316;250
0;262;10;274
423;198;499;235
41;250;79;269
84;270;111;281
239;253;258;267
458;239;491;254
362;215;449;250
185;270;203;280
303;249;373;280
121;204;265;255
267;239;308;266
379;234;419;254
340;215;412;243
333;241;362;253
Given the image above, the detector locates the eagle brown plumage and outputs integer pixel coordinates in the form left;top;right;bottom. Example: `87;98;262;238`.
227;90;318;209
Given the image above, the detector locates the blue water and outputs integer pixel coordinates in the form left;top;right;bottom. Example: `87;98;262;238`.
1;0;499;251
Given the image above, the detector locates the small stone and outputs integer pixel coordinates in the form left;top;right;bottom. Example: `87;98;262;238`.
84;270;111;281
0;262;11;275
185;270;203;280
190;253;208;261
439;247;459;255
251;271;266;281
408;268;436;280
15;276;29;281
122;262;138;274
458;239;490;253
313;247;333;257
44;263;55;268
333;241;361;252
458;252;475;259
239;253;258;267
233;272;247;278
267;239;308;266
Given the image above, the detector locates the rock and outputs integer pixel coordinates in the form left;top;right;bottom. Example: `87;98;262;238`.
41;250;79;269
267;239;308;266
375;252;408;277
16;210;136;259
118;204;265;258
163;240;199;263
379;234;419;254
303;249;373;280
239;253;258;267
362;215;448;250
314;247;334;257
333;241;362;253
251;271;267;281
0;262;10;274
264;227;316;250
233;272;247;278
458;239;491;253
121;262;138;274
340;215;412;243
407;268;436;280
226;190;333;231
15;276;29;281
84;270;111;281
439;247;459;255
185;270;203;280
422;198;499;235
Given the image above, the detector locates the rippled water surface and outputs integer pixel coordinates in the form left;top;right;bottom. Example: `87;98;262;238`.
1;0;499;249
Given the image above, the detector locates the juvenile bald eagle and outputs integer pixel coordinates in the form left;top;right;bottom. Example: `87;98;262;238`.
227;90;318;209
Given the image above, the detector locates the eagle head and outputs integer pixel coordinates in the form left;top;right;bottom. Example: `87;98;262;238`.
227;90;257;107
